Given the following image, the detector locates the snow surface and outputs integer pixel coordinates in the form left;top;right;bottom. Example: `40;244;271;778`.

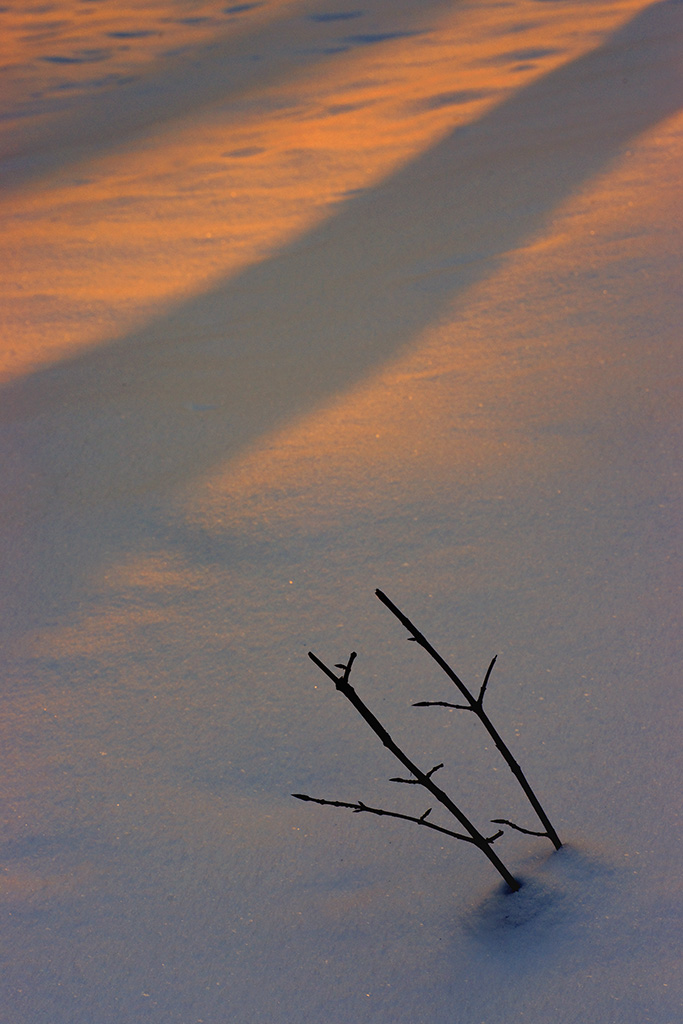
1;1;681;1021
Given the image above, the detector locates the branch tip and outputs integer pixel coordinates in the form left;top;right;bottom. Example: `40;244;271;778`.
485;829;504;844
478;655;497;705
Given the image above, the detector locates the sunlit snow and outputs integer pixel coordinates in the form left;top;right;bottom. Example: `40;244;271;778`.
1;1;681;1021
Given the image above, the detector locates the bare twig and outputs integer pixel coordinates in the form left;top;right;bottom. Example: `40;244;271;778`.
478;655;497;706
293;794;503;845
412;700;470;710
375;589;562;851
491;818;550;838
390;762;443;784
306;650;521;891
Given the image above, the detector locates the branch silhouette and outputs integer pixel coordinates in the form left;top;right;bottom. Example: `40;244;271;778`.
375;589;561;850
293;794;504;846
299;650;521;892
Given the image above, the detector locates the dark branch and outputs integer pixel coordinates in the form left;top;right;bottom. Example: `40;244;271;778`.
491;818;551;838
375;590;562;851
292;793;477;844
390;762;443;784
478;655;497;706
309;649;357;687
295;794;505;847
413;700;472;710
306;648;522;890
411;659;496;712
375;590;475;705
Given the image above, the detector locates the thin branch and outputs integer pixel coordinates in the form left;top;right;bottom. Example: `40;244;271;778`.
491;818;551;838
375;590;476;706
306;650;521;890
375;590;562;851
414;660;496;711
390;762;443;784
478;655;497;707
293;794;505;846
292;793;476;844
413;700;472;710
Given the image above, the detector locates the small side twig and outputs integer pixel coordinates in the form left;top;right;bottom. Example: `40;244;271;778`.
413;700;470;710
411;658;494;711
491;818;550;838
390;762;444;784
478;655;497;707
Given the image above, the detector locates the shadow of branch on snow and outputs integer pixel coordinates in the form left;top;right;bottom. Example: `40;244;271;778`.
462;844;617;950
1;1;681;634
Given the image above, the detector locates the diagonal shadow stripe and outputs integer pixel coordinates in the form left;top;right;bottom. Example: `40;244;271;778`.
0;0;457;191
1;1;681;632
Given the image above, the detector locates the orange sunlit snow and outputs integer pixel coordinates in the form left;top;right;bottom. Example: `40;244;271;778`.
0;0;650;382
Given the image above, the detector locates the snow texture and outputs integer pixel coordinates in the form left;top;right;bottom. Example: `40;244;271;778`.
1;1;681;1021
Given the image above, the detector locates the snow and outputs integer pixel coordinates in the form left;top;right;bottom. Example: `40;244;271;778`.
1;1;681;1021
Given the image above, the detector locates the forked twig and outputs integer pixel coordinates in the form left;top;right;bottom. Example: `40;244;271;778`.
375;590;561;850
390;762;444;784
300;650;521;892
